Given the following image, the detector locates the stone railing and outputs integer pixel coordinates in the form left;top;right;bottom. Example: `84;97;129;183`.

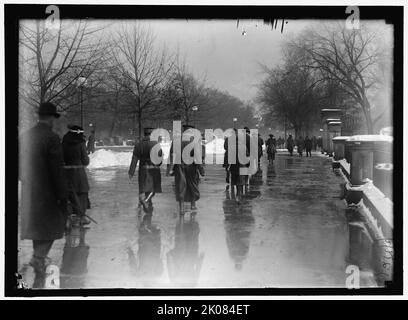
330;135;393;286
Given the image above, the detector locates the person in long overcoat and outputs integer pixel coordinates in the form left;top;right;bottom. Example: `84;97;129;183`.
297;136;305;157
167;125;204;215
286;134;295;156
62;125;91;225
229;127;251;204
86;130;95;154
305;136;313;157
19;102;68;287
129;127;163;213
266;134;277;165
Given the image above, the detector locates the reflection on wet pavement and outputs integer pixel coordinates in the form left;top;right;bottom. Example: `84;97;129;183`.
127;214;163;284
18;152;352;288
167;215;204;287
60;226;90;289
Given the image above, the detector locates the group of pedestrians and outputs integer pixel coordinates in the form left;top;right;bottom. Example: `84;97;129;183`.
128;124;205;217
285;134;315;157
19;102;92;288
19;102;324;287
19;103;205;287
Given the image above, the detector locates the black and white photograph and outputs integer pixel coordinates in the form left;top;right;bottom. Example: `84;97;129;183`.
2;2;403;298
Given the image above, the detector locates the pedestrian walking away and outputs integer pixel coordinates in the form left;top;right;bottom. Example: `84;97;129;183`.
129;127;163;214
62;125;91;226
266;134;277;165
305;136;312;157
167;124;204;215
87;130;96;154
19;102;68;288
229;127;250;204
286;134;295;156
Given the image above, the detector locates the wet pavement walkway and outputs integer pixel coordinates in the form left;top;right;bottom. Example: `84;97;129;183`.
18;151;351;288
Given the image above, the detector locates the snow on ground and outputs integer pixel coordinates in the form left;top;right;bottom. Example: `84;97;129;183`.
89;140;226;169
88;149;133;169
339;159;350;175
205;138;225;154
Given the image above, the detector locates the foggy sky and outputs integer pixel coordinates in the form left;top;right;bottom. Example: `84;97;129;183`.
138;19;312;103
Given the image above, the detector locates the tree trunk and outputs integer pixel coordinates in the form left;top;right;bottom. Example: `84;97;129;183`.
138;109;142;141
109;92;120;137
109;113;117;137
362;97;374;134
185;107;190;125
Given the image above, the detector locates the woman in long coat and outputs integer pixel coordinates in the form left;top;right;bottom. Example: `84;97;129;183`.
62;125;91;225
167;125;204;215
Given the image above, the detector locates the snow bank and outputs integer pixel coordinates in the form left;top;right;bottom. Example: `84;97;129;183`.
333;136;350;141
88;140;229;169
88;143;170;169
205;138;225;155
88;149;133;169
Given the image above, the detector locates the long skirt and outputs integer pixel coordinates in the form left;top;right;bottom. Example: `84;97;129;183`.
69;192;90;216
138;167;162;194
174;164;200;202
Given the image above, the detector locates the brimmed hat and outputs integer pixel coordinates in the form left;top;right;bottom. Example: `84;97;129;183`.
38;102;60;118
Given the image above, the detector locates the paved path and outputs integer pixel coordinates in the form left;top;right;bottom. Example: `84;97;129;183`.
18;151;352;288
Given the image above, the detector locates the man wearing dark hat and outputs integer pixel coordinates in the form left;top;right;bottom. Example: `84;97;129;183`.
62;125;91;225
19;102;68;288
128;127;163;213
167;124;204;215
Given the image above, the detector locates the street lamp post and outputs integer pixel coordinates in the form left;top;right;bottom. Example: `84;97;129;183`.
233;117;238;129
192;105;198;127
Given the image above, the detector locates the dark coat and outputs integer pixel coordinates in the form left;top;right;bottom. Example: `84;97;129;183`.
19;122;68;240
62;131;90;193
129;137;162;194
168;140;202;202
86;133;95;153
305;138;313;150
286;137;295;150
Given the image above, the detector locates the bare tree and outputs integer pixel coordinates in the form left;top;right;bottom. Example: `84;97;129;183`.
291;23;382;134
110;22;174;139
19;20;108;112
258;63;322;138
170;56;210;126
